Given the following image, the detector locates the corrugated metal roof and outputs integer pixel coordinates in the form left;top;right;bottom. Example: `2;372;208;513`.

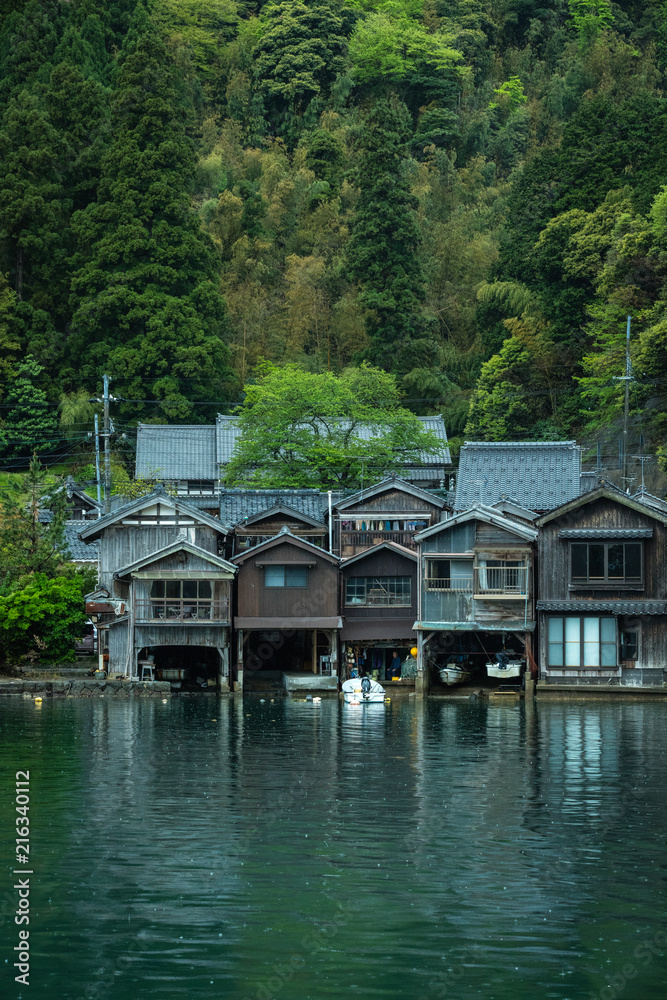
136;424;218;479
454;441;582;512
537;601;667;615
219;489;329;525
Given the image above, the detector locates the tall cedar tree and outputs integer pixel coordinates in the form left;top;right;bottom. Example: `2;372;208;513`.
0;355;59;460
345;100;427;373
68;5;233;420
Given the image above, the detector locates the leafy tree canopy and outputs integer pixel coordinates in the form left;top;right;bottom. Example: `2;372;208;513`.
225;362;442;488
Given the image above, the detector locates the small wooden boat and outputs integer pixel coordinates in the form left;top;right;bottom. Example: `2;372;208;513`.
438;663;471;686
342;677;386;704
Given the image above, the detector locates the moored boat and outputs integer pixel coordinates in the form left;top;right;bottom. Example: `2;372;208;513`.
438;663;471;686
485;658;524;680
342;677;386;704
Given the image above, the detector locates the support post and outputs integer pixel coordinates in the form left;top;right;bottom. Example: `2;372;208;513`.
329;630;338;678
312;629;318;674
415;632;426;698
236;628;244;692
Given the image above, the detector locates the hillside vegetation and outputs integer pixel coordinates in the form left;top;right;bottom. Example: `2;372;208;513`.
1;0;667;484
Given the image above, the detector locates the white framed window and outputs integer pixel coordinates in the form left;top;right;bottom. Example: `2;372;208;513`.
547;617;616;668
345;576;411;606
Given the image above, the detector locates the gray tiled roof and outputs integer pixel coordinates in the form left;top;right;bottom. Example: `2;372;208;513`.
64;522;98;561
537;601;667;615
454;441;582;512
135;424;218;479
137;414;451;481
219;489;329;525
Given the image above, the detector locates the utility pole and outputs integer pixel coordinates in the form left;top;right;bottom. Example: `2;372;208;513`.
623;315;631;484
103;375;112;513
614;317;632;485
94;413;102;511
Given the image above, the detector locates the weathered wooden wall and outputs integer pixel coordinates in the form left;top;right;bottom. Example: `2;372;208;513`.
99;524;222;593
342;547;417;621
236;540;339;618
538;497;665;600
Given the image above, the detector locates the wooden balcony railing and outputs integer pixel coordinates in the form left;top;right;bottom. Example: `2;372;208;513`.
473;566;528;596
135;599;230;622
424;578;473;592
341;530;417;550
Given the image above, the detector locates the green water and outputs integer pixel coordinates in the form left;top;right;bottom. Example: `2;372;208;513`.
1;697;666;1000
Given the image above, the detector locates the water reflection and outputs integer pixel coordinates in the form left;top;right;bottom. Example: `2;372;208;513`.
0;697;666;1000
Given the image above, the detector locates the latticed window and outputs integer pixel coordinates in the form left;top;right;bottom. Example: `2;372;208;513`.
547;617;616;668
345;576;411;606
570;542;642;584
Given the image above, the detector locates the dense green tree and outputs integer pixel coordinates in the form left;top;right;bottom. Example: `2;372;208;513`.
0;574;89;663
225;362;441;488
345;100;431;372
68;5;234;419
0;356;59;460
0;455;69;587
253;0;353;137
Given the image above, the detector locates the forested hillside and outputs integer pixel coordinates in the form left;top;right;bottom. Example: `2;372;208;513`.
2;0;667;486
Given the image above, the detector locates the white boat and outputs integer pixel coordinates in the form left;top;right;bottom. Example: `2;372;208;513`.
342;677;386;704
438;663;471;686
486;659;524;680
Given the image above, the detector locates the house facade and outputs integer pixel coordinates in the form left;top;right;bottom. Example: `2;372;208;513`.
414;507;538;686
536;487;667;687
79;488;236;688
232;528;341;690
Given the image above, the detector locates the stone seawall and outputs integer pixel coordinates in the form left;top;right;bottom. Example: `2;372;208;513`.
0;679;171;698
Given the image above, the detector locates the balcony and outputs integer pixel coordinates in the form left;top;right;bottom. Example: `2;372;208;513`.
135;599;230;623
424;578;473;593
340;530;417;555
473;566;528;598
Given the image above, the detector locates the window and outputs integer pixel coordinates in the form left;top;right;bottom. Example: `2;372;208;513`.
264;565;308;588
621;631;638;660
425;559;473;592
547;617;616;668
476;559;526;594
571;542;642;585
345;576;411;606
149;580;212;619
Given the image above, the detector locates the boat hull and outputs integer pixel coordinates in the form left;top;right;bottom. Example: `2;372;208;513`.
438;666;471;686
342;678;386;704
486;661;523;680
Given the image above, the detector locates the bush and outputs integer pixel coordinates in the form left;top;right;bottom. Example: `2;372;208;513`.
0;574;88;665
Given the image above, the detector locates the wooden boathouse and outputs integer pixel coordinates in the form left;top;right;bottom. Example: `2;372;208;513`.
79;488;236;687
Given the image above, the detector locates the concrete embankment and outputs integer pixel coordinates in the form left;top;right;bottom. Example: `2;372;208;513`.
0;678;171;698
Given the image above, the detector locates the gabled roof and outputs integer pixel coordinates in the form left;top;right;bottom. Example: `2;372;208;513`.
632;488;667;513
334;476;449;512
114;539;236;580
135;423;218;480
341;540;418;568
491;498;538;522
240;503;326;530
219;488;329;525
536;486;667;527
231;526;339;564
415;505;538;543
78;488;231;540
454;441;582;512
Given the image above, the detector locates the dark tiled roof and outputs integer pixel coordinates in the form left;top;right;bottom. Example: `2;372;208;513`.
64;522;98;561
137;415;451;481
537;601;667;615
135;424;218;479
220;489;329;525
633;489;667;513
559;529;653;538
454;441;582;512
